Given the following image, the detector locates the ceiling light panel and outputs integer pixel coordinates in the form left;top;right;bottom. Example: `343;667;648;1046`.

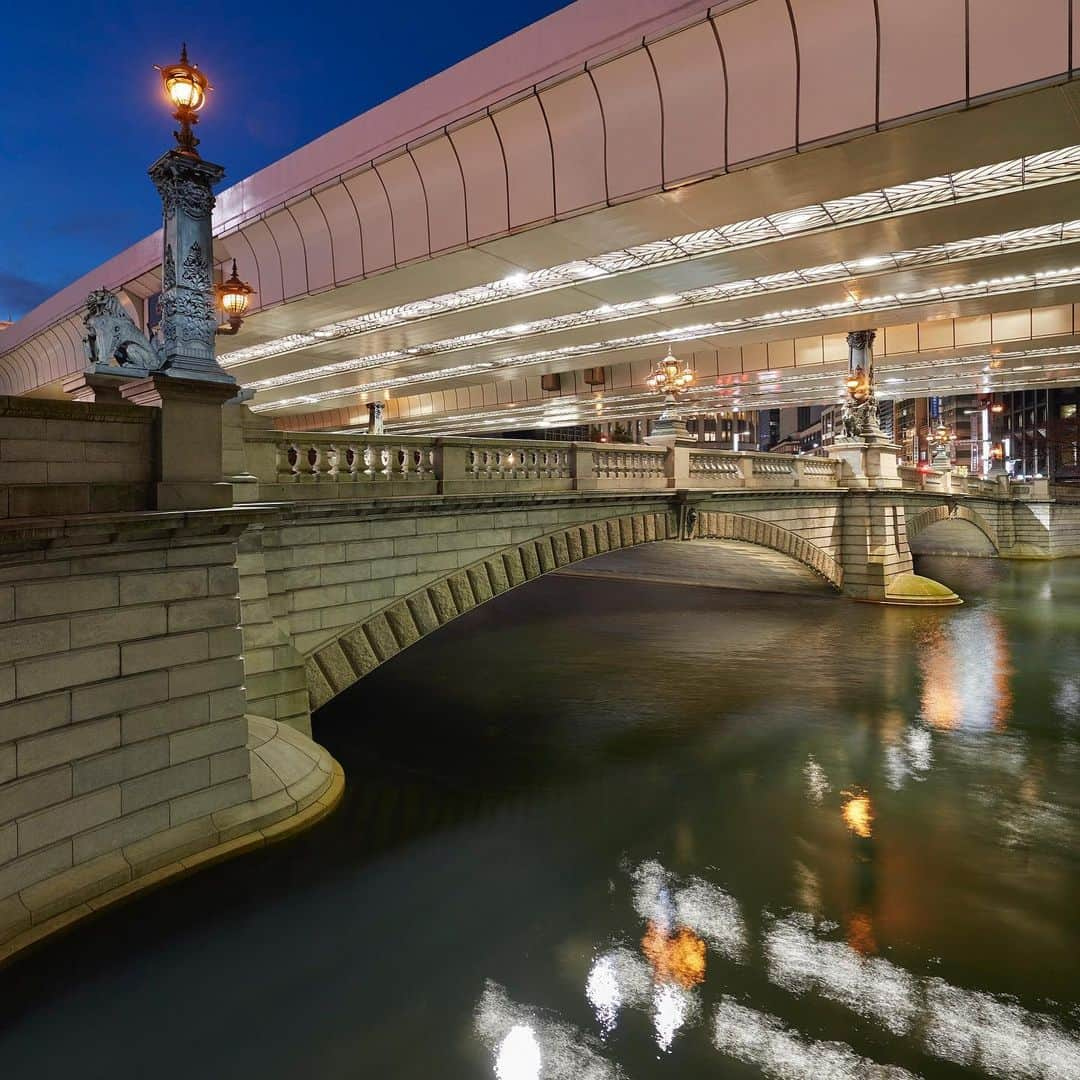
222;145;1080;369
244;220;1080;397
250;260;1080;413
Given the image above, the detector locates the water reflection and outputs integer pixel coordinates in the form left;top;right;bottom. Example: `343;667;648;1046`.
713;999;918;1080
572;861;1080;1078
841;788;874;839
495;1026;541;1080
918;609;1012;731
476;983;624;1080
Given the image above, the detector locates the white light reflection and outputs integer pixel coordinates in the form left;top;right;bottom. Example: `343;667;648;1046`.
631;860;747;961
713;998;918;1079
475;982;625;1080
804;754;830;803
584;954;622;1037
764;913;919;1035
884;726;934;790
925;978;1080;1080
495;1026;541;1080
252;261;1080;412
653;982;693;1053
585;948;700;1052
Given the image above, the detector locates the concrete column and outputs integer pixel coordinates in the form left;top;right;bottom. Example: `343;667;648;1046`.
120;375;236;510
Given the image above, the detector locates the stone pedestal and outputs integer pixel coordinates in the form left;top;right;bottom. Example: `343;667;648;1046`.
62;370;131;404
644;400;692;446
121;375;235;510
828;435;902;490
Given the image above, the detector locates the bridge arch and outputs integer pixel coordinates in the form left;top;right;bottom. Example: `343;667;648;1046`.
691;510;843;590
305;507;841;710
907;503;999;556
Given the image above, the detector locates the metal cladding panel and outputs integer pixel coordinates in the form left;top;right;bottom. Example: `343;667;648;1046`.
789;0;877;143
313;184;364;284
648;21;726;183
539;72;607;216
449;116;510;242
242;219;285;308
411;135;467;255
1075;0;1080;72
375;153;429;265
715;0;797;164
492;96;555;229
287;195;335;294
968;0;1069;99
590;49;663;201
342;168;395;275
264;208;309;301
878;0;966;121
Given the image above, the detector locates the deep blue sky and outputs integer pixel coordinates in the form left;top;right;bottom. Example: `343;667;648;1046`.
0;0;571;322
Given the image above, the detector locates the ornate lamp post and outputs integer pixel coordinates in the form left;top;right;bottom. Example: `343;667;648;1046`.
75;44;257;511
929;419;957;469
643;348;695;444
839;330;884;440
81;43;254;383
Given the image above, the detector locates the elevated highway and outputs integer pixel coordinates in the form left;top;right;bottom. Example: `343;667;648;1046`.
5;0;1080;434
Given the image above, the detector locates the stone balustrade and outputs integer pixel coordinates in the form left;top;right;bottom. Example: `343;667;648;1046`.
898;465;1041;500
233;428;844;500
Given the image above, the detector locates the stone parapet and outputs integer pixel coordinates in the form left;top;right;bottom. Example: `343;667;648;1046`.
0;395;155;520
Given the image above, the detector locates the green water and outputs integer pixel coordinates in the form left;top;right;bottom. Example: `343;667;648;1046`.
0;556;1077;1079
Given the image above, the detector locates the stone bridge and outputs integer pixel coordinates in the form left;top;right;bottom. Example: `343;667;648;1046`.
2;395;1078;957
217;419;1079;729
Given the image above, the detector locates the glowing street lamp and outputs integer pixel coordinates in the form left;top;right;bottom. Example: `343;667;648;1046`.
216;260;256;335
645;348;695;394
643;348;695;445
156;43;210;155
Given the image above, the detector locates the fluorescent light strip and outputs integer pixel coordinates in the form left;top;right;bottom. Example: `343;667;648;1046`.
376;348;1080;433
222;144;1080;368
244;219;1080;396
250;264;1080;412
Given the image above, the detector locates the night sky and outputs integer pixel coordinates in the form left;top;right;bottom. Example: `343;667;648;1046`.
0;0;571;322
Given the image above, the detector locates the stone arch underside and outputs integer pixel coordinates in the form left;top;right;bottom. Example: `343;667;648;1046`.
907;503;1000;555
692;510;844;590
304;507;842;709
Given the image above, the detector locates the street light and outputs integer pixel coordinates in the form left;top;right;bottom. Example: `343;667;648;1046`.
645;348;694;393
216;260;256;335
643;348;695;444
156;43;210;155
930;419;957;468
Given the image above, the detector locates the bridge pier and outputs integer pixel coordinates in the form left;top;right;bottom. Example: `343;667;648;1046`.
829;438;961;605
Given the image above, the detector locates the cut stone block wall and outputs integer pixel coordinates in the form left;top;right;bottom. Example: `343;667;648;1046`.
0;396;155;520
0;511;257;911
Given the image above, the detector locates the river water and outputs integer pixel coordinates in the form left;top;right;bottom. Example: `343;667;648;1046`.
0;556;1077;1079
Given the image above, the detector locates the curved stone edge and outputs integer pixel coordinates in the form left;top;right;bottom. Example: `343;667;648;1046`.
881;572;963;606
0;716;344;969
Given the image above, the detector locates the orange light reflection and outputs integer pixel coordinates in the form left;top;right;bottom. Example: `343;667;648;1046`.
841;790;874;839
641;922;706;988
